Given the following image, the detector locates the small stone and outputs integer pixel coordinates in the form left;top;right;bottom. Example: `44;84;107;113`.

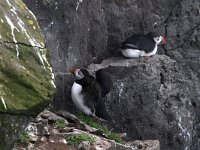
27;143;34;150
40;136;47;142
43;126;50;135
29;133;38;142
78;141;91;150
51;129;59;135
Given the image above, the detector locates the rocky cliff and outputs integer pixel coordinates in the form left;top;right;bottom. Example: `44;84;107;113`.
0;0;55;149
22;0;200;150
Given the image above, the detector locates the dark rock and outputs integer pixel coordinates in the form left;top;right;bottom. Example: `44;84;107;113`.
88;55;195;150
0;114;30;150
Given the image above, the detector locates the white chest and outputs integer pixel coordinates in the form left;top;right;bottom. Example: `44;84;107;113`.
121;49;141;58
71;82;92;115
121;44;158;58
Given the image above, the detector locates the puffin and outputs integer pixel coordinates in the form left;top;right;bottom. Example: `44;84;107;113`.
121;32;166;58
70;68;113;121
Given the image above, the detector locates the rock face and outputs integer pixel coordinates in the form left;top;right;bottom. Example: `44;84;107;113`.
0;0;55;149
88;55;194;150
22;0;200;150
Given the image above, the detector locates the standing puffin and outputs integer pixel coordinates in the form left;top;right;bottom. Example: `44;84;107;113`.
121;32;166;58
70;68;113;121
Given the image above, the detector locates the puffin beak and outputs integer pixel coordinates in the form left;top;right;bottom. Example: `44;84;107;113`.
161;36;166;44
70;68;79;75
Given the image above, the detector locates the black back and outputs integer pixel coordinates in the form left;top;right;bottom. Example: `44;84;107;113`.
122;32;156;53
95;69;113;97
75;72;111;120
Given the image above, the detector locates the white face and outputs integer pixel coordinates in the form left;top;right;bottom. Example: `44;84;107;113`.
153;36;162;44
74;69;84;80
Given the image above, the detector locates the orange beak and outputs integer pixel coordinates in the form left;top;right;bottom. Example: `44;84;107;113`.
70;68;79;75
162;36;166;44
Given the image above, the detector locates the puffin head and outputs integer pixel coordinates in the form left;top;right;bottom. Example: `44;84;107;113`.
150;32;167;45
70;68;89;80
153;36;167;45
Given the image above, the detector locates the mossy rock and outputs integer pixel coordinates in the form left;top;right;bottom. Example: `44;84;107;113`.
0;0;55;149
0;0;55;115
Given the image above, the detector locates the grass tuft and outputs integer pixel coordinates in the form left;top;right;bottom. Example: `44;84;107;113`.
75;112;122;143
67;133;95;146
18;131;30;144
53;119;66;128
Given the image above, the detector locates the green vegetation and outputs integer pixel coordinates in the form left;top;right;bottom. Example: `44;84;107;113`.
18;131;30;144
75;112;122;143
68;133;95;146
53;119;66;128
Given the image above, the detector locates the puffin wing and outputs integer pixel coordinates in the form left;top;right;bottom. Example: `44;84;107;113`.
95;97;111;121
78;75;102;111
96;69;113;97
138;35;155;53
121;34;141;49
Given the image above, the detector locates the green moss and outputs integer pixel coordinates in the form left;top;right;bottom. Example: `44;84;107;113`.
28;20;34;25
75;112;123;143
18;131;30;144
0;0;55;115
0;44;55;114
53;119;66;128
0;0;45;47
14;0;27;10
67;133;95;146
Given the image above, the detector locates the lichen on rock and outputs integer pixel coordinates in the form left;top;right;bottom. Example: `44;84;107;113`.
0;0;55;114
0;0;55;149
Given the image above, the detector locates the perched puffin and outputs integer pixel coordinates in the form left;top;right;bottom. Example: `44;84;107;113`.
70;68;113;121
121;32;166;58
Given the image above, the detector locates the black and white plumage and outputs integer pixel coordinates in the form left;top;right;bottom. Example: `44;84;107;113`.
70;68;113;121
121;32;166;58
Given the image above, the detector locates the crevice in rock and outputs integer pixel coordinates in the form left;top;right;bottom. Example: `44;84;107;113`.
191;101;197;108
163;0;184;25
0;40;46;49
160;72;165;85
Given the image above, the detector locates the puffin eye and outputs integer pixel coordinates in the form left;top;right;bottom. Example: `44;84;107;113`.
78;71;83;76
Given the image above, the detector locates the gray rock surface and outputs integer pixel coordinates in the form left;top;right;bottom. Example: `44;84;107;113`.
22;0;200;150
89;55;194;150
